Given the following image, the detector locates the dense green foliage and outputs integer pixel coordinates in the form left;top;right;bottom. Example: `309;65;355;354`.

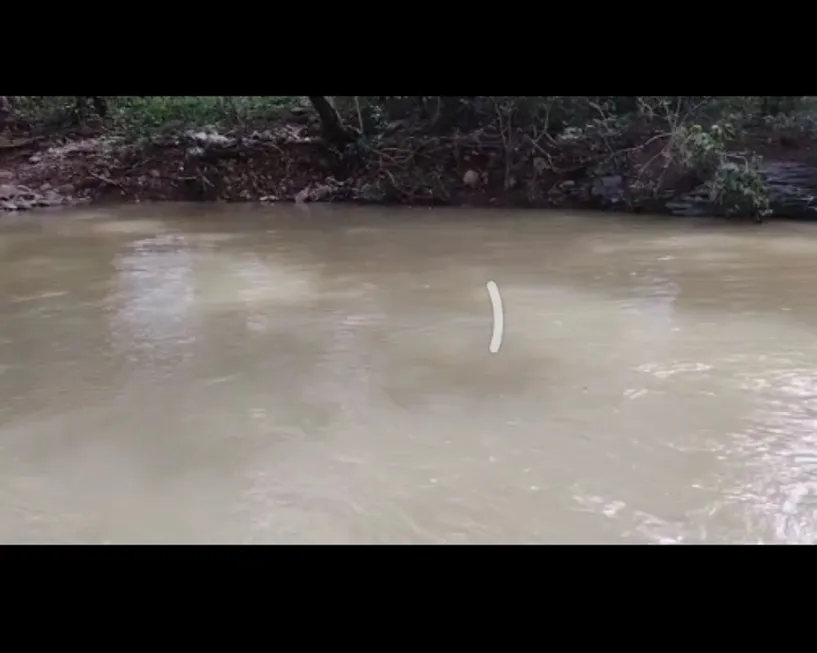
2;95;306;132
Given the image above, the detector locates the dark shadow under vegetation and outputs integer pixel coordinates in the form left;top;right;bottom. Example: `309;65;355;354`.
3;95;817;223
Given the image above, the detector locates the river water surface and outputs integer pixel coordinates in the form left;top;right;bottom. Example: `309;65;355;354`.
2;204;817;543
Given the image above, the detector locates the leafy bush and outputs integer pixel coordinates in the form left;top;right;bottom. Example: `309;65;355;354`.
108;96;305;132
708;156;771;217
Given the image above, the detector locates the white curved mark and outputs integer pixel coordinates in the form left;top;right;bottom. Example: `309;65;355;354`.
486;280;504;354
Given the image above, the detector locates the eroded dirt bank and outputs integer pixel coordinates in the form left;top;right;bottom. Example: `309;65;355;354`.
3;118;817;219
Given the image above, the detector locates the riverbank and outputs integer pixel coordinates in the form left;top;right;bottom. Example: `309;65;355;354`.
4;99;817;220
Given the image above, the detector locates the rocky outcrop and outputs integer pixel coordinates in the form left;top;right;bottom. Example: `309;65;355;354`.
0;182;71;211
760;161;817;219
545;159;817;219
666;160;817;219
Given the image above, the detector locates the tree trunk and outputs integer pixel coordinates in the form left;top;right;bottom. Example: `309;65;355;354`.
74;96;108;120
307;96;354;146
0;96;11;126
431;96;478;133
91;96;108;118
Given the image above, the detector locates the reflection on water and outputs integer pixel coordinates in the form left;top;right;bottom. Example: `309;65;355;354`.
112;234;197;372
2;205;817;543
724;365;817;543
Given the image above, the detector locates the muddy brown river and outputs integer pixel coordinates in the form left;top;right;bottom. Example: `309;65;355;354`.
2;204;817;543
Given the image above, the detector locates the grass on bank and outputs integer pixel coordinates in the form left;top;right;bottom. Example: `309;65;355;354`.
11;96;308;135
109;96;307;131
